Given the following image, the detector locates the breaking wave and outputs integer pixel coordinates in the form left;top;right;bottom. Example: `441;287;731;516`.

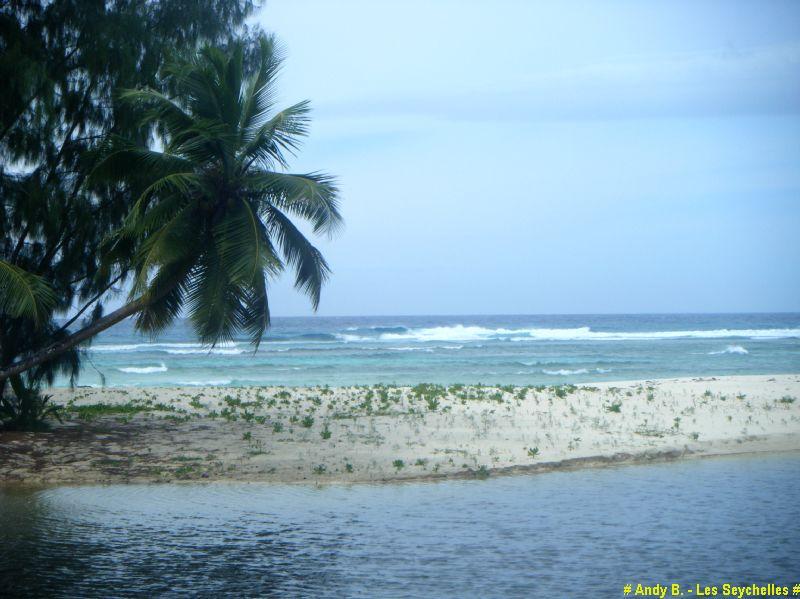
336;324;800;343
542;368;589;376
708;345;749;355
117;363;168;374
541;367;613;376
165;348;245;355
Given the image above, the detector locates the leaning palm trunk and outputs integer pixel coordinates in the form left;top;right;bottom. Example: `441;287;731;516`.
0;296;147;382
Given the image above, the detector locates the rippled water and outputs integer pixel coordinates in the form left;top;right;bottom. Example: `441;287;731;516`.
2;453;799;597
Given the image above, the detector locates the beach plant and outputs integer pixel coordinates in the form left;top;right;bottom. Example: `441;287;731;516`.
527;447;540;458
1;34;342;386
0;386;60;430
425;396;440;411
301;415;314;428
320;424;332;439
392;459;405;471
474;465;490;479
605;401;622;413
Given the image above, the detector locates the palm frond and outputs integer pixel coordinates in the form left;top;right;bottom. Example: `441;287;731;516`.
250;171;342;236
117;88;194;134
0;261;56;326
185;247;242;346
213;199;282;286
240;100;311;169
129;172;202;221
135;256;195;335
90;137;193;184
129;199;201;295
264;205;331;310
234;272;270;347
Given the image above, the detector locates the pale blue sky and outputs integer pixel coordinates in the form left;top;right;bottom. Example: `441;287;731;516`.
255;0;800;316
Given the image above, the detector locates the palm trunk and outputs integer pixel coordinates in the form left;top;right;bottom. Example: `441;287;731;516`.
0;296;148;382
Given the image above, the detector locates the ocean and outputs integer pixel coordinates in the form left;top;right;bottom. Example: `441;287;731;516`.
61;313;800;388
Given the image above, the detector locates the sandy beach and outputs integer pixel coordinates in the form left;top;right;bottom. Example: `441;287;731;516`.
1;374;798;486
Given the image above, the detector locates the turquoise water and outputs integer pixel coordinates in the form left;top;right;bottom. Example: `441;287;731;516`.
1;453;798;597
66;313;800;387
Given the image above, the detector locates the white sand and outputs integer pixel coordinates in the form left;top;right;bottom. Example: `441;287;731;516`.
1;374;798;485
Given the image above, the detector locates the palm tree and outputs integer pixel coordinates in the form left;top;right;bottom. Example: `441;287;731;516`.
0;36;341;382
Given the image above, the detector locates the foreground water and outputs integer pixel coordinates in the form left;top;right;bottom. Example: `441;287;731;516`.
1;453;798;597
65;313;800;387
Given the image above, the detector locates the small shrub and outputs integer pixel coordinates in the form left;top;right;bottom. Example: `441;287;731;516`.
0;387;62;430
425;396;440;411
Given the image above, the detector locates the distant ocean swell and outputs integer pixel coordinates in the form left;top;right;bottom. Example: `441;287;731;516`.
87;325;800;353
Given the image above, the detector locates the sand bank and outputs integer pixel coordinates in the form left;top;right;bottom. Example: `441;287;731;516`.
1;374;798;486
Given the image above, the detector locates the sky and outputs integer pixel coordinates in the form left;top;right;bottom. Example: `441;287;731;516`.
254;0;800;316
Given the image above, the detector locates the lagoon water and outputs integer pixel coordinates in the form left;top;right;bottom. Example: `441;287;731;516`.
66;313;800;387
1;453;799;597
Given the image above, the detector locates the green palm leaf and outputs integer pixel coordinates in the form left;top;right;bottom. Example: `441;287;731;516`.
0;261;56;325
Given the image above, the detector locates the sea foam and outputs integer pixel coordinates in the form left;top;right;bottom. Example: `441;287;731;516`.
708;345;749;355
338;324;800;343
164;348;245;355
542;367;612;376
175;379;233;386
542;368;589;376
117;363;168;374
